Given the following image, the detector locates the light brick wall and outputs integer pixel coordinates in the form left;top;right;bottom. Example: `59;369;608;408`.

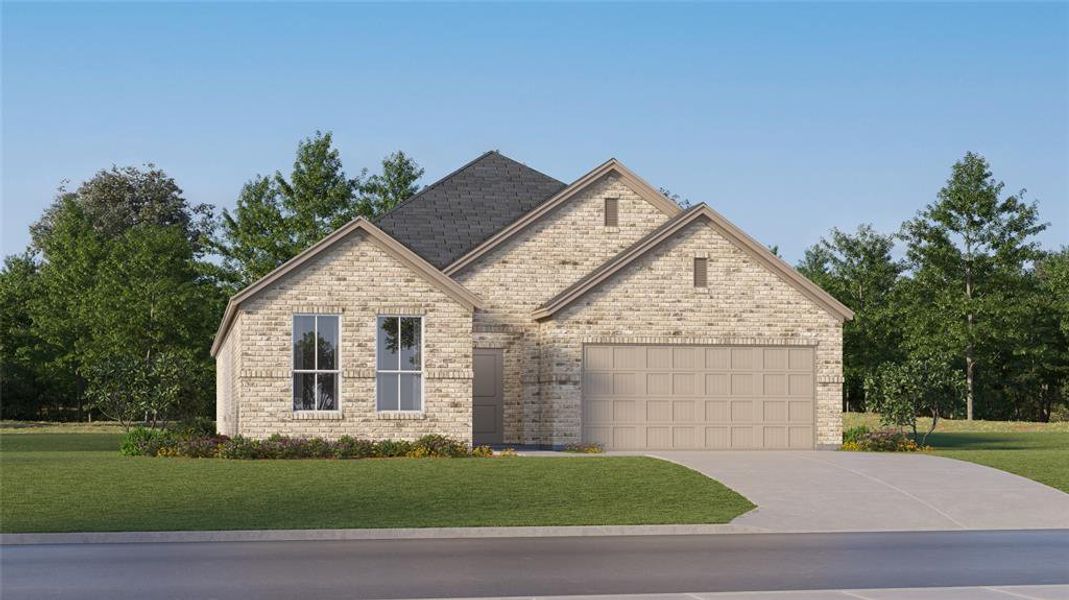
540;219;844;447
230;230;474;442
214;326;240;437
456;173;674;444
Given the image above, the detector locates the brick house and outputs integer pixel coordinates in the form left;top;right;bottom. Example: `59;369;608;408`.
211;151;853;449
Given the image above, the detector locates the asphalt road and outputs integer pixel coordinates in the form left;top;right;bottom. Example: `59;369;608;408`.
3;530;1068;600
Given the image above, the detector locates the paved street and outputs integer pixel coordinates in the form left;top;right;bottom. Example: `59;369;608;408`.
646;451;1069;531
3;530;1067;600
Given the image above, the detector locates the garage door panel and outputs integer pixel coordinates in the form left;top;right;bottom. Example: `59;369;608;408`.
705;400;730;421
646;427;670;448
789;426;813;448
789;401;812;422
673;427;695;448
583;345;815;450
673;400;695;422
706;373;730;396
788;374;813;396
647;400;671;421
585;373;613;396
762;400;787;422
789;348;813;370
763;348;788;370
730;400;753;422
648;348;672;369
647;373;671;395
731;374;754;396
614;346;643;369
763;427;788;448
705;427;730;448
706;348;730;369
613;399;637;421
763;373;787;396
672;373;697;395
731;426;754;447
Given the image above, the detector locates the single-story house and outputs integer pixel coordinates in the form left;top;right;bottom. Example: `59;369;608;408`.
211;151;852;449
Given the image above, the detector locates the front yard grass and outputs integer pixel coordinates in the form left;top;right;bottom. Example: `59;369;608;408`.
843;412;1069;493
0;432;754;533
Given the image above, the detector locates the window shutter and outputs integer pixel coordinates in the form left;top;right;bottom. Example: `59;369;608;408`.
604;198;619;227
694;257;708;288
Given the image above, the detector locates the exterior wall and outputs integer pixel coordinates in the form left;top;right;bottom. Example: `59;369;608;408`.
539;220;844;448
234;230;474;442
455;172;674;444
214;322;240;437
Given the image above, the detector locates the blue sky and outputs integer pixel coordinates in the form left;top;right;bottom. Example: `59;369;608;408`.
3;2;1066;262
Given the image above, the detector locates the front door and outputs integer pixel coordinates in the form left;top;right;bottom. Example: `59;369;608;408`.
472;348;504;445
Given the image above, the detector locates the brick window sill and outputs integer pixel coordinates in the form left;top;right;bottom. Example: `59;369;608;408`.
292;410;344;421
376;411;426;421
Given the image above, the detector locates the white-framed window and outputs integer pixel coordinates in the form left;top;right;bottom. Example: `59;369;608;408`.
376;316;423;411
292;314;340;411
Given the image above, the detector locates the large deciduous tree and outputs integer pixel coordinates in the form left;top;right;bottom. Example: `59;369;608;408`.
899;152;1047;420
797;225;904;411
215;132;424;286
13;165;223;421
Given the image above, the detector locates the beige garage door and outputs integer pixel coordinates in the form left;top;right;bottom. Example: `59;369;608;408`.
582;345;815;450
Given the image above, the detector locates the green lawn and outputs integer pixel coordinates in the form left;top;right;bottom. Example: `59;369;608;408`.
0;432;754;533
843;412;1069;493
928;431;1069;493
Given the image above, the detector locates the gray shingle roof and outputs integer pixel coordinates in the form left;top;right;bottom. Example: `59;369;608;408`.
375;151;566;269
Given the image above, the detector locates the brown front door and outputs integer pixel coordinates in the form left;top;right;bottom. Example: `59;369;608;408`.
473;348;504;445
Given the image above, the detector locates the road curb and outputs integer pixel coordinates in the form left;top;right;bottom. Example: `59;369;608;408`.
0;523;766;545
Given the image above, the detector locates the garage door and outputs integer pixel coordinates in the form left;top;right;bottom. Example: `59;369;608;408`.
582;345;815;450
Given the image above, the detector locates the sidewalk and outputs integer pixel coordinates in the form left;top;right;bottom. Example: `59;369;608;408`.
402;586;1069;600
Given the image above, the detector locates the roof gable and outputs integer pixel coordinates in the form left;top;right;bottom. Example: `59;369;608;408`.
375;151;566;269
531;205;855;322
210;218;482;356
443;159;684;276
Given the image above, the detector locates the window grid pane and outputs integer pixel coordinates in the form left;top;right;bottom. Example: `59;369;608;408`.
376;316;423;411
293;315;341;412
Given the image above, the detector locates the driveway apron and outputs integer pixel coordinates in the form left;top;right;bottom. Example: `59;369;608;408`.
644;451;1069;532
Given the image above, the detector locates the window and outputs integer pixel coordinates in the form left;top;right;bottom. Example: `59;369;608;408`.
376;316;423;411
292;315;340;411
694;257;708;288
604;197;619;227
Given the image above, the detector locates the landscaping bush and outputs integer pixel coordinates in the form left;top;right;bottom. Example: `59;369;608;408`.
841;428;922;452
842;425;870;445
120;426;177;457
120;432;516;460
375;439;413;458
333;436;377;459
166;417;216;440
409;434;468;458
562;442;604;454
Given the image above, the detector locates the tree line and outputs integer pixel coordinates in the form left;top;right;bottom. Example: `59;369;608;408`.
1;142;1065;423
0;132;422;421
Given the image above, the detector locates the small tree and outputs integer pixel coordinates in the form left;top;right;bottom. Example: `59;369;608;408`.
83;352;189;430
865;356;966;445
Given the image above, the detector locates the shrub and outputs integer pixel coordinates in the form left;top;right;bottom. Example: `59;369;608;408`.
498;447;519;458
166;417;216;440
120;426;177;456
842;425;870;445
470;445;494;458
562;442;604;454
333;436;376;459
409;434;468;458
217;436;262;460
375;439;413;458
841;428;921;452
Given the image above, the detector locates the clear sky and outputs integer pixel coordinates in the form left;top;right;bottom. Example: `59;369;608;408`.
2;2;1066;263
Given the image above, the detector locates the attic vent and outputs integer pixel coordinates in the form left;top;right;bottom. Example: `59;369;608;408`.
693;257;708;288
604;198;619;227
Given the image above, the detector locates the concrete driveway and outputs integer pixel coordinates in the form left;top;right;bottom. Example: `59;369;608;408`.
648;451;1069;532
